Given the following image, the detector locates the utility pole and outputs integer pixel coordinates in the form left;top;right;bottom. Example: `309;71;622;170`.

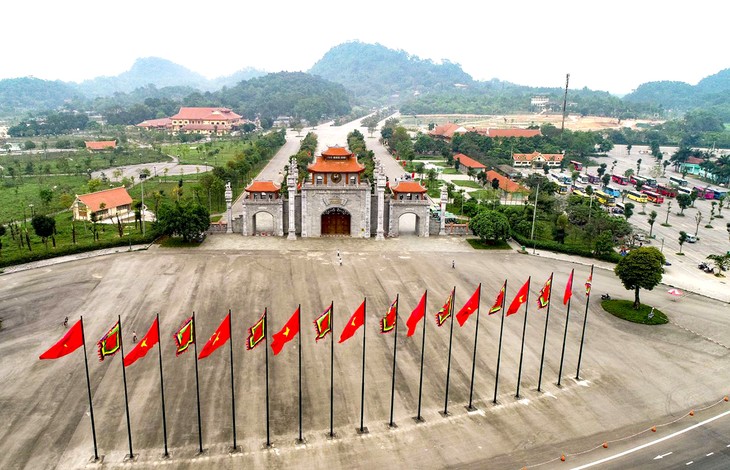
140;173;146;236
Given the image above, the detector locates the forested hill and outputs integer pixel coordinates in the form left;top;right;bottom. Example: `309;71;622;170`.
623;68;730;119
0;78;82;115
309;41;474;104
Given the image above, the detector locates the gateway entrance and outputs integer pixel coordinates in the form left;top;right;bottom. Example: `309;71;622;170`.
321;207;351;236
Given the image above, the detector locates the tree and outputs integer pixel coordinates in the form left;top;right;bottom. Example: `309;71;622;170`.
676;194;692;215
706;253;730;275
647;210;658;237
31;215;56;249
24;140;36;150
694;211;702;237
39;187;54;207
555;213;569;244
623;168;634;178
468;210;510;244
0;225;5;257
426;169;437;190
690;189;698;207
623;202;635;220
614;247;665;309
155;201;210;242
636;158;642;175
678;231;688;253
601;174;611;187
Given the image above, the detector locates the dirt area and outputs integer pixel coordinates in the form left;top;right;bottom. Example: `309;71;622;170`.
400;114;664;132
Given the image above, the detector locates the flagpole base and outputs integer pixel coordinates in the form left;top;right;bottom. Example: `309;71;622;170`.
356;426;369;435
326;432;337;440
412;416;425;424
161;452;170;460
295;438;306;446
195;448;207;457
387;422;398;429
466;405;478;412
123;454;136;463
88;455;104;464
262;442;274;450
228;445;240;454
439;410;450;418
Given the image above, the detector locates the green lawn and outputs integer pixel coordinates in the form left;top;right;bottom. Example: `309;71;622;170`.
601;299;668;325
452;180;483;189
441;168;460;175
163;140;254;166
466;238;512;250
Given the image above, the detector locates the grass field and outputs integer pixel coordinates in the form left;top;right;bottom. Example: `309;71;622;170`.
163;140;254;166
452;180;484;189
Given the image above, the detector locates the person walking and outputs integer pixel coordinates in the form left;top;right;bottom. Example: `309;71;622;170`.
132;331;138;343
452;260;455;269
63;316;68;327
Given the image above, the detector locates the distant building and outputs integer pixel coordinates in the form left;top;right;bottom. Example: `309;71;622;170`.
429;123;467;141
513;151;563;169
136;117;172;130
72;187;132;221
85;140;117;151
483;128;541;138
453;153;486;173
531;95;550;110
136;107;246;135
484;170;528;203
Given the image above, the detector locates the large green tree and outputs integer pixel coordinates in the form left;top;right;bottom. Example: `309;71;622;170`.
614;247;665;309
469;210;510;244
31;215;56;249
155;201;210;242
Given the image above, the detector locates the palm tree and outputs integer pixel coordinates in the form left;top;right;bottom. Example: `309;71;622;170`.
648;210;657;237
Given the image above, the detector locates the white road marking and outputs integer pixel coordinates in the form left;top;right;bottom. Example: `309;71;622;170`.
685;461;693;465
706;452;714;456
654;452;673;460
571;410;730;469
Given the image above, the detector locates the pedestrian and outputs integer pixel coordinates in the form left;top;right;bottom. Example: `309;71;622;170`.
132;331;138;343
452;260;455;269
63;316;68;328
339;258;343;266
337;249;340;258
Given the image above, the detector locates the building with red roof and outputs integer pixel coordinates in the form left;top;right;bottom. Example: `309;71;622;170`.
484;128;542;138
245;181;281;200
391;181;428;201
454;153;486;173
307;146;366;185
84;140;117;151
72;187;133;221
513;151;563;168
136;117;172;130
169;107;243;135
429;123;467;141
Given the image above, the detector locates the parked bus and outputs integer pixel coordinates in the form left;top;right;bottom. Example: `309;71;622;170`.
604;186;622;198
626;190;648;203
693;186;715;199
669;175;688;187
594;190;616;206
554;182;570;195
656;183;677;198
587;174;601;184
714;189;728;200
630;174;646;187
677;186;692;196
644;177;657;187
641;190;664;204
570;160;583;171
571;188;589;198
611;174;629;185
550;172;572;185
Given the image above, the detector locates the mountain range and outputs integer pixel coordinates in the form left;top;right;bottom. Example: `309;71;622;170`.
0;42;728;118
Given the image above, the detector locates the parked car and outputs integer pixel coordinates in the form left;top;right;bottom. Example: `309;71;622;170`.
686;234;697;243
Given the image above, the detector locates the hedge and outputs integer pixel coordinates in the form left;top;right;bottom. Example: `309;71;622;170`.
511;232;621;263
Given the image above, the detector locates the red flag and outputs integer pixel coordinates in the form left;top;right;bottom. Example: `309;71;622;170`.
339;300;365;343
271;307;300;355
173;316;195;356
507;279;530;316
585;271;593;296
563;270;574;305
123;318;159;366
456;284;481;327
246;312;266;350
198;313;231;359
97;320;121;361
314;304;332;342
406;292;427;337
435;289;454;327
537;275;553;309
39;319;84;360
488;282;505;315
380;297;398;333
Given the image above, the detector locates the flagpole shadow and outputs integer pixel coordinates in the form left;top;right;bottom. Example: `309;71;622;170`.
88;455;104;464
228;445;240;454
326;431;338;440
386;422;398;429
356;426;369;435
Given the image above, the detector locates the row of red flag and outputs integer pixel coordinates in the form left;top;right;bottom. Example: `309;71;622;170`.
40;271;592;363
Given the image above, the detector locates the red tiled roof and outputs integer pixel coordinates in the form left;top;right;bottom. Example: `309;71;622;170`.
246;181;281;192
76;187;132;212
136;117;172;128
486;128;542;138
685;157;704;165
429;123;466;139
485;170;527;193
170;107;242;121
85;141;116;150
513;151;563;162
454;153;486;169
391;181;427;193
181;123;230;131
321;146;352;157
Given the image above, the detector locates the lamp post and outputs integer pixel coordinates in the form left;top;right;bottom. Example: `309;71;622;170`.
530;181;540;254
139;173;146;236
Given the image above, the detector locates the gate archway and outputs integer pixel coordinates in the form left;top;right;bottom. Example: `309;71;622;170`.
397;212;418;236
252;211;274;235
321;207;351;236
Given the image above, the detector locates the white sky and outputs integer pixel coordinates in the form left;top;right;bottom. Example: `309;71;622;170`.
4;0;727;95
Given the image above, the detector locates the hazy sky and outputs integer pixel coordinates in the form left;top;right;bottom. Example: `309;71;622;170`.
5;0;726;95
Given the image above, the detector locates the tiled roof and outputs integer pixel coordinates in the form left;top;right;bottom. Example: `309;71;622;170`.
85;141;116;150
485;170;527;193
454;153;486;169
513;151;563;162
321;146;352;157
246;181;281;192
685;157;704;165
170;107;242;121
181;123;230;131
76;187;132;212
391;181;427;193
429;123;466;139
308;158;366;173
136;118;172;128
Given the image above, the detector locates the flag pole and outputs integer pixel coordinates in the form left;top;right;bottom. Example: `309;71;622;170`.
515;278;532;398
298;304;303;444
557;269;574;387
192;312;203;454
388;294;399;428
415;290;427;422
537;273;554;392
265;308;271;447
80;316;99;461
492;280;507;404
228;310;237;451
443;287;455;416
467;283;482;411
358;298;367;434
155;313;169;458
118;315;134;459
329;301;335;438
576;265;594;380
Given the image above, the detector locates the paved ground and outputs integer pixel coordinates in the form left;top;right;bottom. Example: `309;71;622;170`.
1;234;729;470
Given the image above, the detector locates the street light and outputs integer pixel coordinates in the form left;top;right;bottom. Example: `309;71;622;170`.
530;181;541;254
139;173;147;236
